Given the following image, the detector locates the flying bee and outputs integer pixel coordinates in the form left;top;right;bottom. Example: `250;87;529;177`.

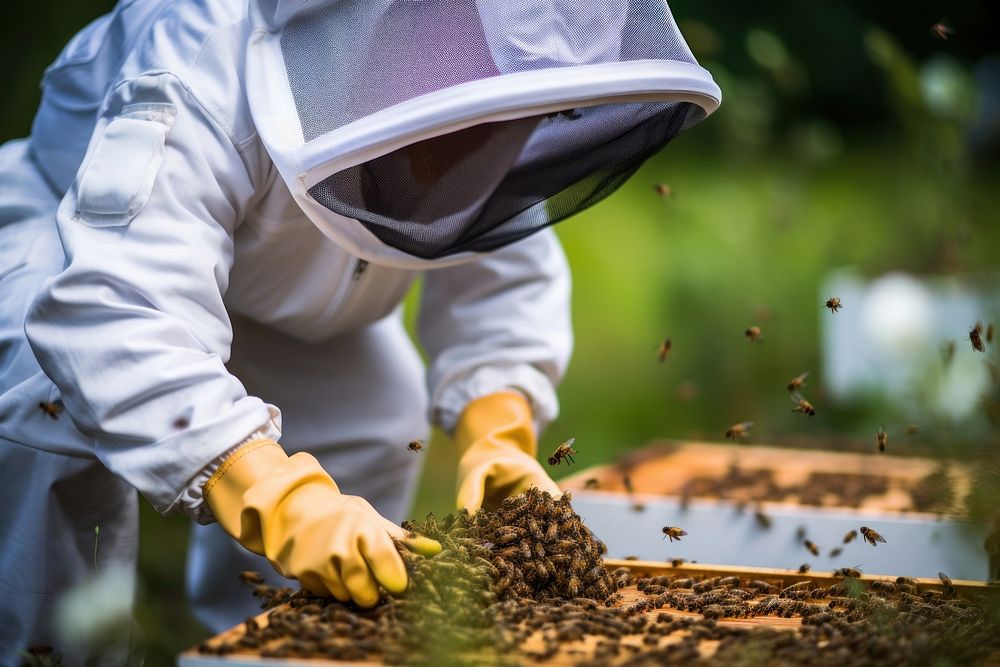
825;297;842;314
238;571;265;585
904;424;919;436
654;183;673;198
406;440;423;453
38;401;62;420
657;337;672;363
803;540;820;557
547;438;577;466
755;508;772;529
584;478;600;490
938;571;953;587
790;393;816;416
829;547;842;558
661;526;688;543
797;563;811;574
876;427;887;453
787;372;809;393
942;340;956;366
970;323;985;353
929;20;954;40
623;474;635;494
631;501;646;513
725;421;754;441
843;529;858;544
860;526;886;546
745;326;763;342
988;323;995;344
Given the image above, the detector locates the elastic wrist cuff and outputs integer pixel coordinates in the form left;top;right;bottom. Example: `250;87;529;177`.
203;439;281;500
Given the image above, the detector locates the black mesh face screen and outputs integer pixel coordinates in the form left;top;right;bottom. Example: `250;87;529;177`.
307;101;704;259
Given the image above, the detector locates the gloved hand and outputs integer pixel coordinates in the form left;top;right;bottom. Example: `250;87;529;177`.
455;391;561;512
204;439;440;608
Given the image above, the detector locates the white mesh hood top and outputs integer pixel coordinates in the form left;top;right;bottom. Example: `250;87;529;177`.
246;0;722;269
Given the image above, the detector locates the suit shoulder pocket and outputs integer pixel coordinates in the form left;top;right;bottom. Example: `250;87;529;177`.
74;103;177;228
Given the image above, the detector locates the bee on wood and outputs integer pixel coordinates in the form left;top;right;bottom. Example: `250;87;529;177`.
547;437;577;466
584;478;600;490
670;557;687;567
876;427;888;453
657;337;672;363
860;526;886;546
833;566;862;578
787;371;809;393
843;529;858;544
829;547;842;558
406;440;423;453
798;563;811;574
725;421;754;441
825;297;842;314
38;401;62;420
745;326;763;342
803;540;820;557
930;20;954;40
938;571;952;586
661;526;688;542
970;323;986;353
654;183;673;198
791;393;816;416
755;508;773;529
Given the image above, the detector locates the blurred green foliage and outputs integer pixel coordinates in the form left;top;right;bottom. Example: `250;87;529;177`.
3;0;999;664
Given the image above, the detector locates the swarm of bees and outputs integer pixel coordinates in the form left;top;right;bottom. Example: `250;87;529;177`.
38;401;62;420
745;326;763;342
876;427;888;453
860;526;886;546
547;438;577;466
725;421;753;441
661;526;688;543
406;440;423;453
825;296;842;314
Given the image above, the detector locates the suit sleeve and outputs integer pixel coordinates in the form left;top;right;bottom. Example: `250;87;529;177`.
417;228;573;435
25;74;280;516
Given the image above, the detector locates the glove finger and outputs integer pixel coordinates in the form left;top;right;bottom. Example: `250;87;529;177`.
360;529;410;597
342;539;394;607
456;470;487;513
379;517;443;558
299;570;348;602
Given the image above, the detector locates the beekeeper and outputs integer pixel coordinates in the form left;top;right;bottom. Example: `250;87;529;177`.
0;0;719;658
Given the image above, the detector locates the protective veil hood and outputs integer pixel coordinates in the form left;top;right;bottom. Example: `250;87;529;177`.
246;0;721;269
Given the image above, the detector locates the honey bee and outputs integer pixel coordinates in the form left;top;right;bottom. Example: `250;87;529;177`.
929;20;954;40
834;566;862;578
725;421;754;441
631;502;646;513
876;427;887;453
238;571;265;585
843;529;858;544
787;372;809;393
904;424;919;436
407;440;423;453
38;401;62;420
172;417;190;429
654;183;672;198
745;326;762;342
942;340;956;366
623;474;635;494
825;297;842;314
790;393;816;416
829;547;842;558
803;540;820;557
547;437;577;466
988;323;995;344
657;337;672;363
584;478;600;490
755;508;772;529
797;563;811;574
860;526;886;546
661;526;688;543
970;323;985;353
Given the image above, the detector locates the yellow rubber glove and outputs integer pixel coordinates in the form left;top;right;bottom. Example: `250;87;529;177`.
204;439;440;608
455;391;562;512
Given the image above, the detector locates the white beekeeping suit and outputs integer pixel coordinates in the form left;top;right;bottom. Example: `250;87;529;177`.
0;0;719;661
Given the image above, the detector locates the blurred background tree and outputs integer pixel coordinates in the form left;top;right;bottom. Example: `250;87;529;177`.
3;0;999;663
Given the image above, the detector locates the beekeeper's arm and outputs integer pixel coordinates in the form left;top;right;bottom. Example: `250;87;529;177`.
25;75;435;607
418;229;572;511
